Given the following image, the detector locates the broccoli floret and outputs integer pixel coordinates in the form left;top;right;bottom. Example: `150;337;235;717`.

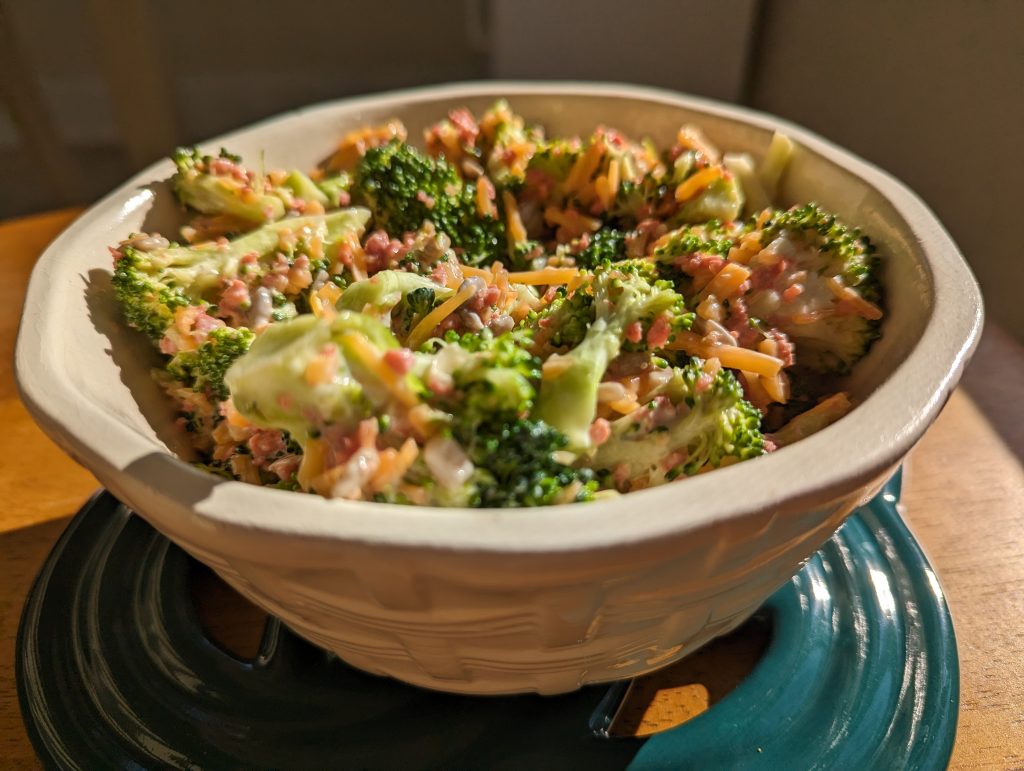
528;287;594;350
534;264;694;449
526;138;581;182
224;311;406;444
652;223;735;262
112;246;191;340
479;100;542;186
281;170;329;207
761;203;880;301
424;329;539;418
337;270;452;333
592;359;765;488
112;209;370;340
610;174;670;227
426;330;595;507
467;419;596;507
171;147;286;223
650;222;738;288
751;203;883;372
574;227;626;268
354;140;505;266
165;326;255;401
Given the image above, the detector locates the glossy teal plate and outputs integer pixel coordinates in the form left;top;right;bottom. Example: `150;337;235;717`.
17;471;957;770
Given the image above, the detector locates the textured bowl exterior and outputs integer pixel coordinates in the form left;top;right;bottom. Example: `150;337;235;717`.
15;83;982;694
164;480;882;694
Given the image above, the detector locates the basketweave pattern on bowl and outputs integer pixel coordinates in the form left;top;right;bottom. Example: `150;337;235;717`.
163;483;866;694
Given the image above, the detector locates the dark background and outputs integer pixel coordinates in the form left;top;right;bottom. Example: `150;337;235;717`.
1;0;1021;337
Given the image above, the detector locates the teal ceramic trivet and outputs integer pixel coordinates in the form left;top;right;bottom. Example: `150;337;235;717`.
17;471;957;770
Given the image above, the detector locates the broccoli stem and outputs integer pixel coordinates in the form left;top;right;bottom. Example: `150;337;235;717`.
534;317;622;449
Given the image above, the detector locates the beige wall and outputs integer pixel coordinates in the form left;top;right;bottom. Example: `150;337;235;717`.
750;0;1023;338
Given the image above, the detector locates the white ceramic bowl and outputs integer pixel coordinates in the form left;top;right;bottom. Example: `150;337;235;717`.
16;83;982;695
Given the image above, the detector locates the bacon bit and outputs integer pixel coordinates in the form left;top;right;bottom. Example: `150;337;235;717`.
625;320;644;343
726;297;758;348
674;253;726;294
415;190;436;210
248;430;286;465
646;313;672;349
675;166;722;203
209;157;248;182
661;450;688;472
383;348;415;374
159;335;178;355
769;330;795;367
192;312;225;341
589;418;612;446
268;454;301;482
448;108;479;144
695;372;715;393
750;258;788;290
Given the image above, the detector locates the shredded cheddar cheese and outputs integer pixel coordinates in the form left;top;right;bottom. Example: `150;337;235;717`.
674;166;722;203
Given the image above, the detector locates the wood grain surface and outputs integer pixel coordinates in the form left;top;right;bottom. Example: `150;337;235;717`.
0;211;1021;769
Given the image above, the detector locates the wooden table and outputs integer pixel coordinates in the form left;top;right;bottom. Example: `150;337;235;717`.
1;210;1022;769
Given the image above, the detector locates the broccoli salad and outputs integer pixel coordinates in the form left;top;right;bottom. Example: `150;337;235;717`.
110;101;883;507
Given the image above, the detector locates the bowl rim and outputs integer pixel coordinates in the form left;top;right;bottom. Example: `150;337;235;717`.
15;80;983;553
